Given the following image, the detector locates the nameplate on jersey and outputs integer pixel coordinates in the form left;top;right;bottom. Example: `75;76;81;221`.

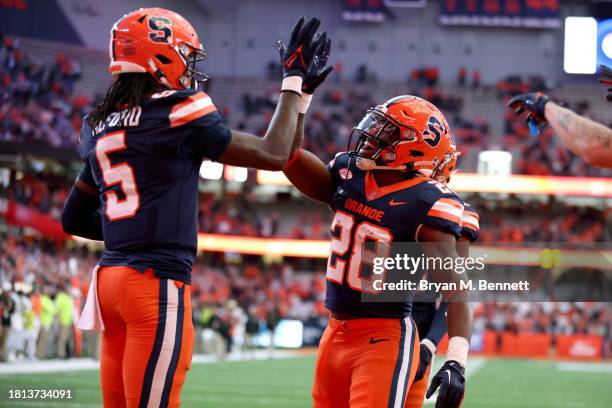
94;107;142;134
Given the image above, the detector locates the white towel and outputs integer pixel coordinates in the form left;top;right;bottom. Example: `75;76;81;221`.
77;265;105;331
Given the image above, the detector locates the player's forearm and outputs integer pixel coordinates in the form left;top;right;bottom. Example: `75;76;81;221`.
448;237;472;340
425;302;448;345
221;92;301;170
421;226;472;344
61;184;103;241
289;113;305;157
259;91;302;169
456;236;470;258
446;298;472;342
283;149;334;204
545;102;612;168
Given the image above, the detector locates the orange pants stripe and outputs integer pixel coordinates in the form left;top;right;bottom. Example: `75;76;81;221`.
312;316;420;408
404;361;431;408
97;266;194;408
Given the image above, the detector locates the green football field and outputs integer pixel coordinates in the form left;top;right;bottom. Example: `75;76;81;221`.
0;356;610;407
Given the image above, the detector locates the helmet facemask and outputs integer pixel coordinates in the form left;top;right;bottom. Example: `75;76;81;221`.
178;43;208;90
349;109;415;171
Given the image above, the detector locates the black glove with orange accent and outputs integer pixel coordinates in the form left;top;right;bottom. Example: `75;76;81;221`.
599;64;612;102
426;360;466;408
279;30;332;93
278;17;321;79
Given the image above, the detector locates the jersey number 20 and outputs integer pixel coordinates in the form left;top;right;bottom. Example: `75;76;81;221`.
326;211;392;294
96;131;140;221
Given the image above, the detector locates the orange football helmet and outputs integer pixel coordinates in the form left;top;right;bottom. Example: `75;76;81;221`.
109;8;207;90
350;95;457;182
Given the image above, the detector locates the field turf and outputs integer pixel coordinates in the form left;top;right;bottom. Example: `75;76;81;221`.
0;356;610;407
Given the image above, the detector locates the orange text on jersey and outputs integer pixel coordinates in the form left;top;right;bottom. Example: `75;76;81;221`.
344;198;385;222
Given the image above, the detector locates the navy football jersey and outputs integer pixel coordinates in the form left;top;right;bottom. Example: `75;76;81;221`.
77;89;231;283
461;202;480;242
324;152;464;318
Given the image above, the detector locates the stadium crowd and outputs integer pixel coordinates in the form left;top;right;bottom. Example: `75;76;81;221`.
0;35;87;149
1;168;610;243
2;35;610;177
0;235;609;361
2;169;610;243
234;84;488;171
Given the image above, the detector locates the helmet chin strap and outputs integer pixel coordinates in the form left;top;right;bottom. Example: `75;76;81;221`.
355;157;407;171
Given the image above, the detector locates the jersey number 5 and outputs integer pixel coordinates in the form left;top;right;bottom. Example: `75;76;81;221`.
96;131;140;221
326;211;392;294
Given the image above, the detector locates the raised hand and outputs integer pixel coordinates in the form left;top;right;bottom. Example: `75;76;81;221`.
599;64;612;102
507;92;550;136
303;32;333;94
279;17;322;79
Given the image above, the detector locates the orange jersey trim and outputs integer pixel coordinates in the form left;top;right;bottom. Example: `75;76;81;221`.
427;198;464;224
169;92;216;128
462;210;480;232
364;172;427;201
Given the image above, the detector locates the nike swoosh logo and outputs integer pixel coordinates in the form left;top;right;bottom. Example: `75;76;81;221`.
389;199;407;206
369;338;389;344
284;45;304;68
444;369;451;383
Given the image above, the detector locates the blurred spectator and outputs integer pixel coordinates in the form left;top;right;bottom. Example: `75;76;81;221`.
458;67;467;87
55;284;74;359
0;290;14;361
472;69;481;89
0;36;88;149
36;287;56;359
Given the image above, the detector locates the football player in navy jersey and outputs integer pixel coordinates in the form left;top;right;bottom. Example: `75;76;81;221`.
60;8;327;408
282;94;472;408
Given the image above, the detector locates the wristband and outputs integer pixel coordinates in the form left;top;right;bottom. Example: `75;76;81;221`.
421;338;437;356
281;76;303;95
447;336;469;368
284;148;303;170
299;93;313;114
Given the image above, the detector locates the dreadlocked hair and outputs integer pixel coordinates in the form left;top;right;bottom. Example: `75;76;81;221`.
88;73;166;127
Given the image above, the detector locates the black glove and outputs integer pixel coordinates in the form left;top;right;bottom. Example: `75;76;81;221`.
599;64;612;102
303;33;333;94
426;360;466;408
278;26;333;93
414;341;434;381
279;17;321;79
507;92;550;136
507;92;550;123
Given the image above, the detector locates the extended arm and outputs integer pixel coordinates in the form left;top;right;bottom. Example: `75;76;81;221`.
61;165;103;241
420;225;472;342
419;225;472;408
544;101;612;168
508;93;612;169
218;17;325;171
218;91;301;170
415;233;473;382
282;115;334;204
282;32;335;204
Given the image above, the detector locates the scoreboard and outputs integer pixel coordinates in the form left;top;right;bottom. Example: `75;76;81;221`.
439;0;561;28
